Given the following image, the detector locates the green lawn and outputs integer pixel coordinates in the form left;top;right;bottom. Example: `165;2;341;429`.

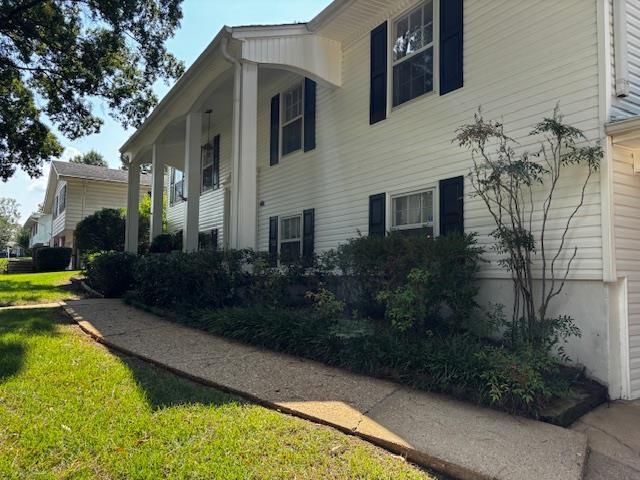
0;308;435;479
0;271;83;306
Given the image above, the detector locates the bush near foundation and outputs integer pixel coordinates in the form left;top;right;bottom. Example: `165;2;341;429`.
34;247;72;272
85;252;138;297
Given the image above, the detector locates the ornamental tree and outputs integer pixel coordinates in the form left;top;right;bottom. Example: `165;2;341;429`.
456;107;602;353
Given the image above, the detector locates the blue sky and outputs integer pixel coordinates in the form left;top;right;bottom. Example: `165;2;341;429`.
2;0;332;223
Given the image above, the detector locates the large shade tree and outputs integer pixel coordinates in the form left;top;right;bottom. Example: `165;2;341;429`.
0;0;185;181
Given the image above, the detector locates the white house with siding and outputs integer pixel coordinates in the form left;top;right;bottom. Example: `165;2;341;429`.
120;0;640;401
23;212;52;248
41;161;151;266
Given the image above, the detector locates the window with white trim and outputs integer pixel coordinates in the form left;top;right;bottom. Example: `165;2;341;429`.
279;215;302;261
391;189;435;235
392;1;434;107
169;168;184;205
281;83;303;156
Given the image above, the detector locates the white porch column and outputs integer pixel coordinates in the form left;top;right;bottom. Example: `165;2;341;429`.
125;156;141;254
183;112;202;252
150;144;164;240
235;62;259;250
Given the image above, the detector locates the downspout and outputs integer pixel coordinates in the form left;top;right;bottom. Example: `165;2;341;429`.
221;32;242;250
614;0;630;97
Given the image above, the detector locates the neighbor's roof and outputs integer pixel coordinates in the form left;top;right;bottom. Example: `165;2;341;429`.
52;161;152;185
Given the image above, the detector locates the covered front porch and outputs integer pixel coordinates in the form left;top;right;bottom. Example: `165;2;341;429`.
121;25;341;254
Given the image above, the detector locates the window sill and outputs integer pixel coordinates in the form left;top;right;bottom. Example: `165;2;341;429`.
391;88;436;114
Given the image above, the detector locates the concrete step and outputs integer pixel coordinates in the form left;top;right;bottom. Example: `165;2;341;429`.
7;260;34;273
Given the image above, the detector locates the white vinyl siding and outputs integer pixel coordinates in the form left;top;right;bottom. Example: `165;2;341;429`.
51;177;149;238
611;0;640;119
612;145;640;399
256;0;603;280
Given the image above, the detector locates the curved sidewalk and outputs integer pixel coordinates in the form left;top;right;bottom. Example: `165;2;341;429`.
63;299;588;480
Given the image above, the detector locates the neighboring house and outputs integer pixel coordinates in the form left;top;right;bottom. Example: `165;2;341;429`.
120;0;640;401
23;212;52;248
41;161;151;266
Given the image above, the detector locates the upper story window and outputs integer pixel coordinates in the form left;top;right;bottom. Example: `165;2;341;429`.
392;189;435;236
53;185;67;219
392;1;434;107
169;168;184;205
281;83;304;157
201;135;220;193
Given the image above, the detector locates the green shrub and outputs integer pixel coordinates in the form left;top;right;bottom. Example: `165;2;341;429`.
132;250;247;309
34;247;72;272
0;258;7;274
149;233;175;253
75;208;125;253
329;232;483;323
85;252;138;297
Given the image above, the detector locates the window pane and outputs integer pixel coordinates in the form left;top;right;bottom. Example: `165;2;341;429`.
202;165;213;190
424;2;433;45
393;196;407;226
281;217;301;241
393;47;433;107
284;84;303;123
282;118;302;156
408;193;421;225
393;17;410;61
422;191;434;223
280;241;301;263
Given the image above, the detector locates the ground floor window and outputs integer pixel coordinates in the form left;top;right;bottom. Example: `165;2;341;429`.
279;215;302;261
391;188;435;236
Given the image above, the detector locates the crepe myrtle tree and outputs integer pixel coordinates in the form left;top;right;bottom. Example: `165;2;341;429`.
0;0;185;181
455;107;602;353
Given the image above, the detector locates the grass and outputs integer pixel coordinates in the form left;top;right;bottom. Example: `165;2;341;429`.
0;308;437;479
0;270;83;306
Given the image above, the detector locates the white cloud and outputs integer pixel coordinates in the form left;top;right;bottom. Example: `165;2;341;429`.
60;146;83;162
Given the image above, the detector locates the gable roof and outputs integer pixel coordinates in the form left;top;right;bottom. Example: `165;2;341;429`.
51;161;152;185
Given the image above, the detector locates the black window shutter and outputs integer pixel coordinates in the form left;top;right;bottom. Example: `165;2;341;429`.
211;229;218;251
269;216;279;266
304;78;316;152
270;94;280;165
369;193;386;237
213;134;220;189
302;208;315;265
440;0;464;95
439;176;464;235
370;22;388;125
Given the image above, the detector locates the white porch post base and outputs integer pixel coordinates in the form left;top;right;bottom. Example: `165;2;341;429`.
236;62;259;250
125;158;141;254
183;112;202;252
150;144;164;240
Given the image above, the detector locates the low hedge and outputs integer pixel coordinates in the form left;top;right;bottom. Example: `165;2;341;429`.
34;247;72;272
0;258;7;274
85;252;138;297
153;305;568;417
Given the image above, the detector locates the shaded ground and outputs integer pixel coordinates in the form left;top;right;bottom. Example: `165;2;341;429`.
0;307;436;479
0;270;83;306
572;402;640;480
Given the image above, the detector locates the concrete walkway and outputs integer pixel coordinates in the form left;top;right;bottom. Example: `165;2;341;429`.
572;402;640;480
63;299;588;480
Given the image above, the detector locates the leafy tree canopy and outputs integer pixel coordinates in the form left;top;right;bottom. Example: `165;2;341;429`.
16;226;31;249
0;198;20;249
70;149;107;167
1;0;185;181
